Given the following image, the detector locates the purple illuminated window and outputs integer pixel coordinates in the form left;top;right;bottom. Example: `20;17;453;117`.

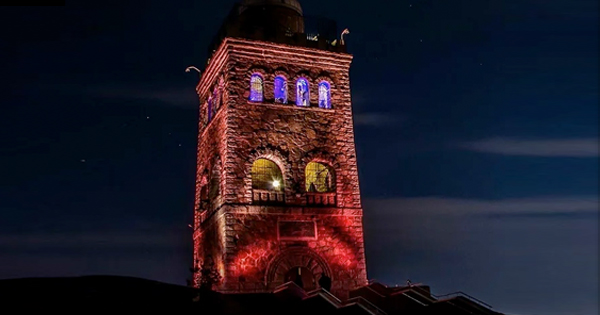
249;74;263;102
318;81;331;109
296;78;309;106
274;76;287;104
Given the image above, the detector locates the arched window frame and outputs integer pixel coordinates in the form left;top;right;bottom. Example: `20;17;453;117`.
274;75;288;104
296;77;310;107
305;161;336;193
198;170;209;211
251;158;284;191
318;81;331;109
249;73;264;102
207;96;213;122
208;162;221;201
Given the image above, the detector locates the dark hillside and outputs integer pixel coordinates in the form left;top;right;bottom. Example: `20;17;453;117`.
0;276;213;312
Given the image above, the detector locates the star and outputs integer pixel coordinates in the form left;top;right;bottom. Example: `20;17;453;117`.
146;116;150;119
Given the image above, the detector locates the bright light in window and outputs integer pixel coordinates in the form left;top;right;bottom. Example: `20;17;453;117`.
272;180;280;188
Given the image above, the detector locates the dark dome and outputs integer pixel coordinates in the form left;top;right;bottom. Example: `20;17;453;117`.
241;0;303;16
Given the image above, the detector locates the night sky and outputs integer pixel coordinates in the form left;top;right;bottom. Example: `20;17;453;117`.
1;1;597;315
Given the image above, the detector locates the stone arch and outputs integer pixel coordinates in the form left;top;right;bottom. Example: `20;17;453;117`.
245;66;269;79
315;74;335;109
194;169;209;211
244;146;292;203
265;247;332;290
245;67;269;102
316;72;337;88
300;150;339;173
273;68;290;104
292;75;311;107
300;150;340;193
197;168;209;189
208;156;223;203
198;169;210;211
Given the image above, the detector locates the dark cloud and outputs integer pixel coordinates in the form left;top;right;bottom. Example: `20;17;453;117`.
39;83;199;108
354;113;405;127
0;231;188;249
457;138;599;157
363;196;599;315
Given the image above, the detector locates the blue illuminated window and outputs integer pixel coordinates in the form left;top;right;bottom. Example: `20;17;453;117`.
249;74;263;102
296;78;309;106
318;81;331;109
274;76;287;104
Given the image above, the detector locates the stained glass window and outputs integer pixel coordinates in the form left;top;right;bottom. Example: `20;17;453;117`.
305;162;334;192
249;74;263;102
296;78;309;106
251;158;283;191
318;81;331;109
274;76;287;104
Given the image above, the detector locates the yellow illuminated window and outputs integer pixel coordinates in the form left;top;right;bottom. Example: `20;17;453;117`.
252;159;283;191
305;162;334;192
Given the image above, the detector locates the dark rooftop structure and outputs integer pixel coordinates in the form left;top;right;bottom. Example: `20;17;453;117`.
207;0;345;57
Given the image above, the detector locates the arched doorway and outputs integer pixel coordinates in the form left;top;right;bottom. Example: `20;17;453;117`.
265;247;332;290
284;266;316;290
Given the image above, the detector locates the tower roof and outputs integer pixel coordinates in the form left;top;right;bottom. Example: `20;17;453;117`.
241;0;303;16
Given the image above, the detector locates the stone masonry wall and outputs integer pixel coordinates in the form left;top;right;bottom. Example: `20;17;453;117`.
194;38;367;299
220;205;367;299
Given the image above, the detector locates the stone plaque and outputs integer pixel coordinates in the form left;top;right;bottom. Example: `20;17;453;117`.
278;220;317;240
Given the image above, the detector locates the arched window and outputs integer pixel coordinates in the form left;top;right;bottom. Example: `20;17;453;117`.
274;76;287;104
305;162;334;192
249;74;264;102
318;81;331;109
251;158;283;191
207;96;213;122
296;78;309;106
208;163;220;201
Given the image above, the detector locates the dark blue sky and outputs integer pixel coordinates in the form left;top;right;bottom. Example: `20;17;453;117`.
0;1;597;314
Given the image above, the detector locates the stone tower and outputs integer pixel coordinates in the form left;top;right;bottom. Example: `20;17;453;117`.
192;0;367;299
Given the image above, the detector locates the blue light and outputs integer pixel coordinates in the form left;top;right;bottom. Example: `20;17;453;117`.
296;78;309;106
318;81;331;109
274;76;287;104
249;74;263;102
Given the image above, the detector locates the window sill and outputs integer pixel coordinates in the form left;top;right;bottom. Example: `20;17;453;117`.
252;189;286;204
306;192;337;206
247;101;334;113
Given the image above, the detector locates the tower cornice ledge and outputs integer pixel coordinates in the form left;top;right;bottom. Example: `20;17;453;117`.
197;37;353;95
